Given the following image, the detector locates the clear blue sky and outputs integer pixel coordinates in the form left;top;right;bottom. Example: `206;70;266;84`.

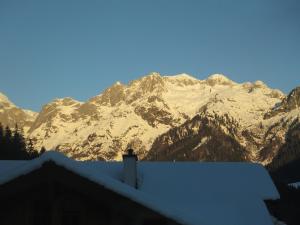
0;0;299;111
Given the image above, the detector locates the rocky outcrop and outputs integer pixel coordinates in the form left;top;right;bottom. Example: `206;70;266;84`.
146;112;250;161
264;87;300;119
0;92;37;132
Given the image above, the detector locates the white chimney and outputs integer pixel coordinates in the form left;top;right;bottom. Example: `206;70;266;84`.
122;149;138;188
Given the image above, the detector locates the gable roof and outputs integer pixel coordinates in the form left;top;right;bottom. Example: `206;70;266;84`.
0;151;279;225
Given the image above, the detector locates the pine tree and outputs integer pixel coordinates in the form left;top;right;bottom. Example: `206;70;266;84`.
40;146;46;154
27;138;39;159
0;123;3;144
0;124;40;160
4;126;12;142
3;126;12;158
0;123;4;158
12;124;27;159
27;139;34;154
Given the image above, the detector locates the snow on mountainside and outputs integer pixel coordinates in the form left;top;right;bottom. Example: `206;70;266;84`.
146;82;299;164
1;72;298;164
0;92;38;132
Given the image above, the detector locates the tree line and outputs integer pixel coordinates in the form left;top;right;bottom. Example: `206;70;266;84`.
0;123;44;160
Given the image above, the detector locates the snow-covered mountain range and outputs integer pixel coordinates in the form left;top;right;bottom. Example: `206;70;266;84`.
1;73;299;164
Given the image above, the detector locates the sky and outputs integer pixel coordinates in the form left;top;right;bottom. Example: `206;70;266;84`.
0;0;299;111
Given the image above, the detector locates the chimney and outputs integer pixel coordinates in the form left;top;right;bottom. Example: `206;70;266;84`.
122;149;138;188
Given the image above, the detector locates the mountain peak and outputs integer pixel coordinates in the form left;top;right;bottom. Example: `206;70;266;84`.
141;72;164;83
164;73;199;86
0;92;37;132
253;80;267;88
147;72;161;77
0;92;15;107
206;74;235;86
114;81;123;86
90;81;127;106
45;97;82;109
128;72;165;94
166;73;196;79
0;92;9;101
285;86;300;108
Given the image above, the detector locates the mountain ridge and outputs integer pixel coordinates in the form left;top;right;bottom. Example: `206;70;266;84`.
0;72;298;164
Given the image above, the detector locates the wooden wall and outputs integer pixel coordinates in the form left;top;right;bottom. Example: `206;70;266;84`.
0;161;181;225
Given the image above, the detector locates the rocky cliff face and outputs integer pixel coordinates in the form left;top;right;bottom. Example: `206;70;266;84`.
1;72;299;164
0;93;37;132
264;87;300;119
267;118;300;171
259;87;300;164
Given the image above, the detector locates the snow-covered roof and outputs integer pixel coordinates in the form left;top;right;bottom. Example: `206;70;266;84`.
0;151;279;225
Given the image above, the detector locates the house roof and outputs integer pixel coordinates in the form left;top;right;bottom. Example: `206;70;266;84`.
0;151;279;225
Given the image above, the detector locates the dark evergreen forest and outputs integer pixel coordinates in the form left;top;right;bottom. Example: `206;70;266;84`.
267;182;300;225
268;119;300;175
265;119;300;225
0;123;42;160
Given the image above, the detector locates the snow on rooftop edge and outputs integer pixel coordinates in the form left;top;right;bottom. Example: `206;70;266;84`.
0;152;199;225
0;151;279;225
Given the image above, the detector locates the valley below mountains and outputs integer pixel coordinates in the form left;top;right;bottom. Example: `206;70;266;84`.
1;73;299;166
